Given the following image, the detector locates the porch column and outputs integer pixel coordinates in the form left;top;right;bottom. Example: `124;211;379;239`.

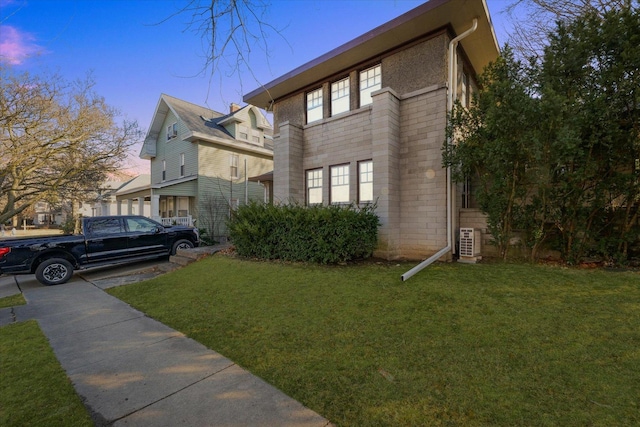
151;194;160;219
127;199;133;215
137;197;145;216
117;200;123;215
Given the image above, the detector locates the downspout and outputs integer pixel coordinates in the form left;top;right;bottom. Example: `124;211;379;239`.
401;18;478;281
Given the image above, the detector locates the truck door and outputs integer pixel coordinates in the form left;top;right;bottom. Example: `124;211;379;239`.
124;217;168;257
84;217;130;262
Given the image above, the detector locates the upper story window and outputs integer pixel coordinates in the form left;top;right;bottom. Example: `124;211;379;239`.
307;169;323;205
180;153;185;177
360;64;381;107
162;159;166;181
358;160;373;203
331;78;350;116
331;164;350;204
166;122;178;140
306;88;323;124
230;154;239;179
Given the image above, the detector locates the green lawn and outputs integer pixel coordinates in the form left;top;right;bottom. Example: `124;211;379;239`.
0;321;93;427
108;256;640;426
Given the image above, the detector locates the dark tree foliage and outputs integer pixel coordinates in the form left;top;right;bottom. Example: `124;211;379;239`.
445;7;640;263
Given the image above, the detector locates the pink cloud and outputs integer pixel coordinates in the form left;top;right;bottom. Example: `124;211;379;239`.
0;25;45;65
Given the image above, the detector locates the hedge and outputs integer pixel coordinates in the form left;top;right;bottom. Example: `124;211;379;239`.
228;202;379;263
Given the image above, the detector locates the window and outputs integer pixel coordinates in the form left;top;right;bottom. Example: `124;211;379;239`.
180;153;185;177
306;88;323;123
307;169;323;205
166;122;178;140
358;160;373;203
89;218;124;236
230;154;239;178
331;164;350;204
331;77;350;116
360;64;381;107
177;197;189;217
126;217;158;233
162;159;166;181
239;125;249;140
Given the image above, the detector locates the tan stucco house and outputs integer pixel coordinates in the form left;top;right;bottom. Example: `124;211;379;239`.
244;0;499;269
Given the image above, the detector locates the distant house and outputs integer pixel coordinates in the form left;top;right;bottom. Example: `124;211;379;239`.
32;175;150;226
244;0;499;263
132;94;273;239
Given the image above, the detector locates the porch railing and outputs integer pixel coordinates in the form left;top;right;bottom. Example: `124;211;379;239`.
152;215;194;227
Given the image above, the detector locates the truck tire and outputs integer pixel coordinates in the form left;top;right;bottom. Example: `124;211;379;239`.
35;258;74;286
171;239;194;255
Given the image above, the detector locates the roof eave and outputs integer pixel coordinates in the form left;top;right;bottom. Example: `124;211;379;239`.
244;0;499;109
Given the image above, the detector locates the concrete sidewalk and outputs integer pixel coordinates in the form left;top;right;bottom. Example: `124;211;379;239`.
0;268;331;426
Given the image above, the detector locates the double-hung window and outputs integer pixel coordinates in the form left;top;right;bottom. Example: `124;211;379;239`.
359;65;381;107
180;153;185;177
358;160;373;203
306;88;323;124
167;122;178;140
331;78;350;116
307;169;323;205
230;154;239;179
331;164;350;204
162;159;166;181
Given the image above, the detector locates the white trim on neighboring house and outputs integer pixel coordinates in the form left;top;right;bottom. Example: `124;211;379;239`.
150;175;198;190
183;131;274;157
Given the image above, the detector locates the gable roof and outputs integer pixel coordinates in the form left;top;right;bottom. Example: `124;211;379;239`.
139;94;273;159
244;0;499;109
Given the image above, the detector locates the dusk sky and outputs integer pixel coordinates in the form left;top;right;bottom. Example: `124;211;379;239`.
0;0;513;173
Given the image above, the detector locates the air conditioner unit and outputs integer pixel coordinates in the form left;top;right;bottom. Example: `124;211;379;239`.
459;228;481;262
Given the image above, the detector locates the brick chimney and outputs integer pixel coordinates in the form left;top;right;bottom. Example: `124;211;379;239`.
230;103;242;113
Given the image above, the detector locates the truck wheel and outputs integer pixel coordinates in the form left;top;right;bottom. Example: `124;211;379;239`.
172;239;194;255
35;258;74;286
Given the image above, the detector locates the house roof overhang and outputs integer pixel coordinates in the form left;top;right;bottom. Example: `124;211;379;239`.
248;171;274;183
244;0;499;109
184;131;274;158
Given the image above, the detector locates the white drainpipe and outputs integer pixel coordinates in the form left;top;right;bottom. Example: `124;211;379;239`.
401;18;478;281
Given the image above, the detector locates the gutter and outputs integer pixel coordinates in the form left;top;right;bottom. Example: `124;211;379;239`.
401;18;478;281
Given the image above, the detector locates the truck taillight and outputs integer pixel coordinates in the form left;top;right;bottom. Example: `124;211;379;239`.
0;247;10;258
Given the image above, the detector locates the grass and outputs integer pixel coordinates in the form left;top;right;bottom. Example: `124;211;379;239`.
0;293;25;310
108;256;640;426
0;320;93;427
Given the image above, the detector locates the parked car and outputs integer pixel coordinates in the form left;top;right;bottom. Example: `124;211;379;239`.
0;215;200;285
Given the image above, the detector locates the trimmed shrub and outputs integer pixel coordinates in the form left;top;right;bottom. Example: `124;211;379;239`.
228;202;379;263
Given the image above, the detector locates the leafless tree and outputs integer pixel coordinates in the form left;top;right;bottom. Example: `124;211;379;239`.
0;66;142;225
505;0;637;59
161;0;287;102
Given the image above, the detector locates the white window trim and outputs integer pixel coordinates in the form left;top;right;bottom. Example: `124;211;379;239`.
230;154;239;179
306;88;323;124
331;77;350;116
358;160;373;203
306;168;323;205
330;164;350;205
167;122;178;141
359;64;381;107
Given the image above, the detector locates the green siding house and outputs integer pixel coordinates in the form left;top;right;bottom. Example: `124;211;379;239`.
136;94;273;240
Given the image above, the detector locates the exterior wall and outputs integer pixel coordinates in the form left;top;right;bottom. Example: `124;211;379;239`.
398;85;449;259
270;31;478;260
150;110;198;184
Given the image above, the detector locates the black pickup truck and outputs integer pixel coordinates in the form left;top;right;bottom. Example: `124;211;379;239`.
0;215;200;285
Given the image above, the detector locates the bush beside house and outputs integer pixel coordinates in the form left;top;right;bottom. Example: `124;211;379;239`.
228;203;379;263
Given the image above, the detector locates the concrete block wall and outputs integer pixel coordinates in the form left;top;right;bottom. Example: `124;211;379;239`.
397;85;449;259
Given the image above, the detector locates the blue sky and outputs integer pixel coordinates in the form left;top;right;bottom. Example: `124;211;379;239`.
0;0;513;173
